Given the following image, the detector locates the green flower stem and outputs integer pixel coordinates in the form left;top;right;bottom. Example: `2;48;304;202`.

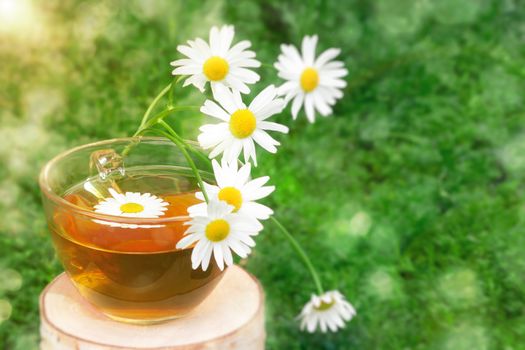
139;83;172;130
270;216;325;295
155;119;211;167
123;105;200;157
168;75;186;107
261;62;275;70
135;105;200;136
150;123;210;203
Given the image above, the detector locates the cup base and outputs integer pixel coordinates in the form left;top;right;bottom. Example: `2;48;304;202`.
103;312;188;325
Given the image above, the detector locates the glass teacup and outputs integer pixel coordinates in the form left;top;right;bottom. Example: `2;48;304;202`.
39;137;224;324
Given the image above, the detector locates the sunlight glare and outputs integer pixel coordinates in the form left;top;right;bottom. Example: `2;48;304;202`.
0;0;40;38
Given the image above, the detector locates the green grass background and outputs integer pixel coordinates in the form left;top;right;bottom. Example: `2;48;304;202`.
1;0;525;348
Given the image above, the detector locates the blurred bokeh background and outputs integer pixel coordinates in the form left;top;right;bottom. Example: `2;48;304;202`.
1;0;525;348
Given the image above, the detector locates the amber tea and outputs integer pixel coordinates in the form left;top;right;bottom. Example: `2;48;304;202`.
49;168;224;323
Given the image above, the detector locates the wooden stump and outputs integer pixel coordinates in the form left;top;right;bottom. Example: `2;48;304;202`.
40;266;265;349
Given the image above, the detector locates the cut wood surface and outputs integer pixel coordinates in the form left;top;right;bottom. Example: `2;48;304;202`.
40;265;265;349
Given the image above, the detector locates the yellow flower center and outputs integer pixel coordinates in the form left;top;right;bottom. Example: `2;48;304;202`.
120;202;144;214
203;56;229;81
218;187;243;211
314;300;335;311
205;219;230;242
300;67;319;92
229;109;257;139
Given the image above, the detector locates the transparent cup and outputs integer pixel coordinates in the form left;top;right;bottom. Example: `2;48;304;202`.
39;137;225;324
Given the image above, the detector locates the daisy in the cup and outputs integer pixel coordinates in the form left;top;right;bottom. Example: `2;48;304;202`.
188;159;275;221
198;84;288;166
274;35;348;123
177;200;262;271
94;189;169;218
299;290;356;333
170;25;261;95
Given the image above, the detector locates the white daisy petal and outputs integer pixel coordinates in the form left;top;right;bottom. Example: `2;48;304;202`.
234;232;256;247
191;240;207;269
229;239;250;257
219;25;235;53
277;81;297;97
193;38;212;57
213;84;240;114
252;130;279;154
209;26;221;54
201;100;231;121
243;138;254;165
302;35;318;67
320;77;347;89
198;123;230;148
322;68;348;79
319;318;327;333
177;44;201;61
225;139;243;164
192;239;209;261
322;61;345;70
243;176;270;192
230;51;257;62
231;67;260;84
226;40;252;59
244;138;257;167
170;58;199;67
315;48;341;68
208;139;232;159
200;242;214;270
280;44;303;67
240;202;273;220
243;184;274;201
254;100;286;121
236;162;251;185
172;65;202;75
235;58;261;68
213;243;225;270
230;215;263;232
304;94;316;123
183;74;207;92
224;76;251;95
291;93;304;120
312;91;333;117
259;121;289;133
231;89;245;109
187;202;208;217
222;242;234;266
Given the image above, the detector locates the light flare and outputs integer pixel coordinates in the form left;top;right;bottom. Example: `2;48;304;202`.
0;0;38;36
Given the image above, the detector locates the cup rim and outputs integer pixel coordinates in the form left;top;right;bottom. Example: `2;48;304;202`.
39;136;207;224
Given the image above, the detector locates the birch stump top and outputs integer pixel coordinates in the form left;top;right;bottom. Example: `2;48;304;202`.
39;265;265;350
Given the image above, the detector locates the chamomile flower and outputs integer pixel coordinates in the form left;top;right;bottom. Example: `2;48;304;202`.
177;200;263;271
170;25;261;95
188;159;275;220
198;84;288;166
93;189;169;218
299;290;356;333
274;35;348;123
